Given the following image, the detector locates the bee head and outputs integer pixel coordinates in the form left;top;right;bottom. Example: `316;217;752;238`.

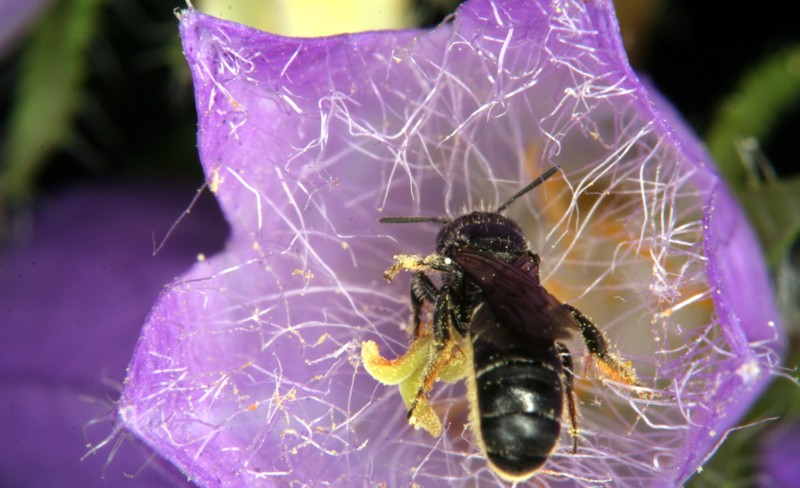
435;212;527;260
379;167;559;259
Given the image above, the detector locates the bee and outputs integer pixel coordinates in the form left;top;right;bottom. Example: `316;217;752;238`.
361;167;642;481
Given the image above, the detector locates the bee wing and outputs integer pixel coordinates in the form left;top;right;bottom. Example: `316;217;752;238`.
451;249;578;340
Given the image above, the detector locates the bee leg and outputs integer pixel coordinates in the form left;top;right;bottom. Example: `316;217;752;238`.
565;304;610;359
447;285;471;336
410;272;439;338
565;304;641;389
556;342;578;453
407;287;453;420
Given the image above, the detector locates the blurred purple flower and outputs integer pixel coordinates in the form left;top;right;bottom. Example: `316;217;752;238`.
0;0;54;57
759;420;800;487
119;0;784;486
0;182;225;486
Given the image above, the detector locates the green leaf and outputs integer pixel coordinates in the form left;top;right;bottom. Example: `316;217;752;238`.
705;45;800;190
736;176;800;265
0;0;103;215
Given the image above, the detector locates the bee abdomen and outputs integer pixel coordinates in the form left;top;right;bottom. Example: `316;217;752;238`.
475;350;564;479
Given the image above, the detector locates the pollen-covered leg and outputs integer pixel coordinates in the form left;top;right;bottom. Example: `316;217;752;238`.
410;272;438;337
383;253;452;282
565;304;645;393
406;288;455;420
556;342;578;453
361;307;467;437
402;337;466;436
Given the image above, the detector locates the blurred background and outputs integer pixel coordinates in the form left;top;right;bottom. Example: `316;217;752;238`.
0;0;797;486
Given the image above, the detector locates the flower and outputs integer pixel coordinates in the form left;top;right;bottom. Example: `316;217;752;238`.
0;0;54;57
0;182;225;486
758;420;800;487
119;0;784;486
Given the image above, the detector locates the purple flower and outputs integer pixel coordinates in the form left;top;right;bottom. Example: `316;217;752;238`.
0;182;225;486
759;420;800;487
119;0;784;486
0;0;54;57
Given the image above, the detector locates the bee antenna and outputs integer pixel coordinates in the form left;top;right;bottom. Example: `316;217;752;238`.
379;216;452;224
495;166;560;214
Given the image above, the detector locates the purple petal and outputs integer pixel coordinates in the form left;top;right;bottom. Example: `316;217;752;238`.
0;0;55;57
759;420;800;487
0;182;225;486
120;1;784;486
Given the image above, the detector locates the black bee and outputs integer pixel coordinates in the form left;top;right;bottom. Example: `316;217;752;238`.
376;167;640;481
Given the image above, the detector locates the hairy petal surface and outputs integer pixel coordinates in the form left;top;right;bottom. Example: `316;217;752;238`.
759;420;800;487
0;182;223;487
119;1;783;486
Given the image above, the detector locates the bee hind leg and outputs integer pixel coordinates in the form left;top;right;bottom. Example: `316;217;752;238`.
556;342;579;453
565;304;643;391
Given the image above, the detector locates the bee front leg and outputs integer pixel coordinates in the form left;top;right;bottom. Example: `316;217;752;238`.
384;253;452;281
410;272;439;338
407;286;454;420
